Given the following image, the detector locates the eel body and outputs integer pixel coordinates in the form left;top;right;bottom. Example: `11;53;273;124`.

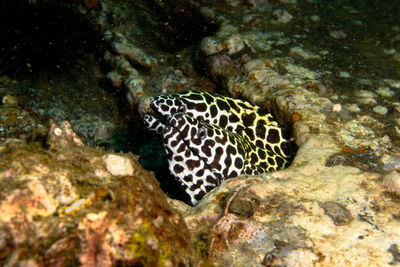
144;90;293;204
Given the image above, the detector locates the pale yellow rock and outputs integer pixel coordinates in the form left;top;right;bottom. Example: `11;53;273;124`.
373;105;388;115
0;175;58;222
285;248;317;267
383;171;400;196
55;172;79;205
2;94;18;107
102;154;134;176
183;134;400;266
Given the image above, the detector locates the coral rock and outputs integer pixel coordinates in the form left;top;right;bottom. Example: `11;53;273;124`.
0;138;196;265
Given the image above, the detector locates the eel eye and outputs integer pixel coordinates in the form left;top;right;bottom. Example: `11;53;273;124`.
178;105;186;112
197;127;206;139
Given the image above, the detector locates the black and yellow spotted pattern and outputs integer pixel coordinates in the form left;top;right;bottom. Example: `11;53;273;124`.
150;91;293;162
143;90;293;204
144;112;284;205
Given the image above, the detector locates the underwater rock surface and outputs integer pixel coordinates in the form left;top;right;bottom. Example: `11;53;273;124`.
175;137;400;266
0;106;195;265
167;0;400;265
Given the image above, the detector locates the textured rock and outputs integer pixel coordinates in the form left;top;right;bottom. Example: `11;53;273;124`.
159;1;400;264
0;95;48;142
102;154;134;176
0;126;196;266
180;135;400;266
383;171;400;196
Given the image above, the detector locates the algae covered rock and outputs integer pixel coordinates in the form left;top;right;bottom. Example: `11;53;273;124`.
0;94;48;143
180;136;400;266
0;127;196;266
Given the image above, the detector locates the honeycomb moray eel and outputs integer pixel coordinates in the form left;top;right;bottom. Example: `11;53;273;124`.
144;112;282;205
149;90;293;161
143;90;294;204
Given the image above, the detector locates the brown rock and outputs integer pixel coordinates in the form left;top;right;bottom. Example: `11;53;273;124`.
0;132;196;266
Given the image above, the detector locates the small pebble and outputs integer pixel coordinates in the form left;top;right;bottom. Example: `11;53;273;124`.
357;90;377;98
226;34;245;54
54;128;63;136
393;102;400;113
373;105;388;115
332;103;342;112
103;154;134;176
2;95;18;107
325;153;352;167
272;9;293;24
359;97;377;105
383;48;397;56
319;202;353;226
229;198;254;218
310;15;320;22
385;79;400;89
376;86;395;97
381;155;400;172
201;37;223;56
383;171;400;196
86;211;107;221
319;50;329;56
339;71;351;78
290;47;320;60
330;30;347;39
346;103;361;113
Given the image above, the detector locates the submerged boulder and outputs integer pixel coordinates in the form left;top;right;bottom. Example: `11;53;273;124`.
0;118;196;266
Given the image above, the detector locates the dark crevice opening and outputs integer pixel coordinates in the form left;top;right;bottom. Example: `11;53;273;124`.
100;121;192;205
133;0;219;52
93;88;191;203
0;0;106;82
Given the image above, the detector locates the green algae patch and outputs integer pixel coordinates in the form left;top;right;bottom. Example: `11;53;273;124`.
127;222;172;267
193;230;213;266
